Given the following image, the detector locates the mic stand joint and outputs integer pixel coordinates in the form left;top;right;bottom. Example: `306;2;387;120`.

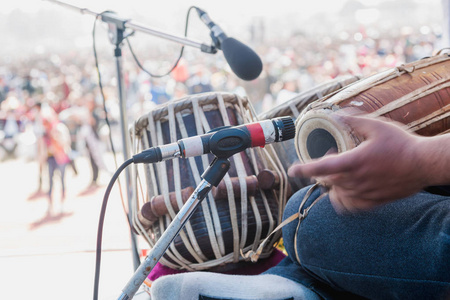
118;157;231;299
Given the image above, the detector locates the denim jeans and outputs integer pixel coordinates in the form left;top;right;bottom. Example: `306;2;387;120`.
266;186;450;299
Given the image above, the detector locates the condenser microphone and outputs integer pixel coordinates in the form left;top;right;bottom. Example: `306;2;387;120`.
132;116;295;163
195;7;263;81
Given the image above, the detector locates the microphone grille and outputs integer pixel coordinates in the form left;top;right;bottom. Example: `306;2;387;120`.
221;37;263;81
273;117;295;142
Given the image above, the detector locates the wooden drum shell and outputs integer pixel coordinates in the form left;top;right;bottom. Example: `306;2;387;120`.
258;75;361;191
131;92;288;271
296;54;450;163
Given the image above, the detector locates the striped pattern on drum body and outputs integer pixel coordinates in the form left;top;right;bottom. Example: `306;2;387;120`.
296;53;450;164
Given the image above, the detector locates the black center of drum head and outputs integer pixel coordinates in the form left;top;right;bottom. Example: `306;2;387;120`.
306;128;338;159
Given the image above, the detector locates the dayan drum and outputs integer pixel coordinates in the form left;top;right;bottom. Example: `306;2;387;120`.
295;52;450;163
258;75;361;191
130;92;289;271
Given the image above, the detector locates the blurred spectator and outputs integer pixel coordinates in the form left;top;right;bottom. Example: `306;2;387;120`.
149;79;170;104
32;101;46;192
186;65;213;95
1;110;20;159
274;70;301;106
22;75;35;96
42;108;71;215
75;93;107;188
0;93;21;160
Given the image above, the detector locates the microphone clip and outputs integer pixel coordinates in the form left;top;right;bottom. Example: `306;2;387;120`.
200;44;218;54
210;32;222;50
208;127;252;158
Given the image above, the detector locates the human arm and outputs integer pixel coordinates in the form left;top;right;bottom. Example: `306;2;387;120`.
288;114;450;212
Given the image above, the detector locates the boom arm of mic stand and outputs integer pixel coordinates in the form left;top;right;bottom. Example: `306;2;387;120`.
118;157;231;300
43;0;217;53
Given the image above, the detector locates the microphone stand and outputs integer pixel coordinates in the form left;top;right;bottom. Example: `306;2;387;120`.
44;0;217;53
118;157;230;300
44;0;217;271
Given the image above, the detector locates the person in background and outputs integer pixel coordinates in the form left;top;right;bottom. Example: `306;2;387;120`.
42;111;71;215
79;93;106;187
32;102;47;192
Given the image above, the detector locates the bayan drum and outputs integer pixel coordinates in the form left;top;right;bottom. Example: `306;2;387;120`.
295;52;450;163
130;92;289;271
258;75;361;191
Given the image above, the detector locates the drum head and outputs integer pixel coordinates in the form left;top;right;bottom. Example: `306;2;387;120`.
295;110;358;163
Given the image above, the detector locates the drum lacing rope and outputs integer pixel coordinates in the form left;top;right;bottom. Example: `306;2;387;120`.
132;104;191;270
436;48;450;56
133;92;287;270
174;103;211;263
247;96;286;256
366;75;450;132
241;183;326;263
195;98;226;259
131;122;150;238
149;107;197;270
259;75;360;119
395;64;415;74
308;54;450;113
198;105;227;255
235;97;265;254
157;109;204;268
217;94;245;262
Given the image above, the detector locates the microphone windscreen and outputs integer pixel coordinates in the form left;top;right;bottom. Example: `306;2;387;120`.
221;37;263;81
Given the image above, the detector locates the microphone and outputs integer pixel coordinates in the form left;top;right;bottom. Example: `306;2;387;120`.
133;116;295;164
195;7;263;81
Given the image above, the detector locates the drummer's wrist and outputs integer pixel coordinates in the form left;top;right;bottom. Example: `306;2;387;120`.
415;134;450;187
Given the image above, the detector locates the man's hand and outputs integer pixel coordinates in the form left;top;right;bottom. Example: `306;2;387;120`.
289;114;429;213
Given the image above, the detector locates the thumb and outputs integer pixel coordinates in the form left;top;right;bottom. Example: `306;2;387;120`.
333;114;384;140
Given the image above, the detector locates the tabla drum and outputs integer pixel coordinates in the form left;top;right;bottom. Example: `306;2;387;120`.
130;92;289;271
295;52;450;163
258;75;361;191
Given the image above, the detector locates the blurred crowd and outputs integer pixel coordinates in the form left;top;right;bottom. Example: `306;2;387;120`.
0;24;443;213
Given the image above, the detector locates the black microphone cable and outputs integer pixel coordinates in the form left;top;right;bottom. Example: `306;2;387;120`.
92;14;141;300
125;6;200;78
92;117;295;299
92;11;132;232
93;158;133;300
91;7;201;299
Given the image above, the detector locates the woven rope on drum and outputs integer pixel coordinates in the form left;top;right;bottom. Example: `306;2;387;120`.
303;54;450;134
130;92;288;271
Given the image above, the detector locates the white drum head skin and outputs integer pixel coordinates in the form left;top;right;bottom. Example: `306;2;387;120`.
295;110;358;163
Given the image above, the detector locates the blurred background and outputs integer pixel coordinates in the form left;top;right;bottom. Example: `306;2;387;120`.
0;0;448;299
